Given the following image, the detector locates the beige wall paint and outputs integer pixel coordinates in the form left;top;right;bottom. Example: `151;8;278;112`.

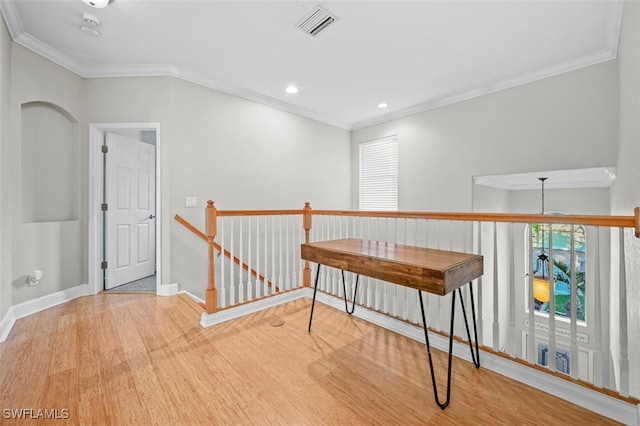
0;15;11;320
85;76;351;298
9;45;85;305
352;60;619;212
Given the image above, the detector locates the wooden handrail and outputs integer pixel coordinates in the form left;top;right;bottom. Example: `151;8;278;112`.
306;210;638;230
213;208;638;232
217;209;304;217
174;214;207;242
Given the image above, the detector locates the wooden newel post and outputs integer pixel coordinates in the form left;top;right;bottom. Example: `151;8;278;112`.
206;200;218;314
634;207;640;238
303;202;312;287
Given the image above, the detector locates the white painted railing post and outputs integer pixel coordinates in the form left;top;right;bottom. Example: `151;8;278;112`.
476;221;484;347
619;227;630;397
527;224;536;364
569;225;578;380
493;222;500;352
593;227;603;388
508;223;516;355
548;227;556;373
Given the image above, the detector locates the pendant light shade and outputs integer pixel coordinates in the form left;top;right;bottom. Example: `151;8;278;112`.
533;177;552;302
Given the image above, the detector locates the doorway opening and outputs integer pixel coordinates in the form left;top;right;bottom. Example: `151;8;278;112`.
88;123;162;295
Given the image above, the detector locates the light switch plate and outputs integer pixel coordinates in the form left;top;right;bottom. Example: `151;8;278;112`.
185;196;197;207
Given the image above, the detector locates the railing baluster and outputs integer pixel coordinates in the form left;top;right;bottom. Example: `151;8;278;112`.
508;223;516;355
237;217;244;304
548;225;556;373
230;218;236;306
593;227;603;388
476;221;484;347
269;216;275;295
619;227;630;397
263;216;268;297
527;223;536;364
220;217;226;309
284;216;291;290
492;222;499;352
570;225;578;379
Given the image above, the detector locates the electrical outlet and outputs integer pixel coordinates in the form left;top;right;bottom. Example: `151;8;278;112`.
185;196;197;207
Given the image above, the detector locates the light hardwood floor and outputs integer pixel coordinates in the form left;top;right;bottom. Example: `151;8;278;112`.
0;294;619;425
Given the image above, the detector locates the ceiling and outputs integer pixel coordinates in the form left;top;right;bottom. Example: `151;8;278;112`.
0;1;623;130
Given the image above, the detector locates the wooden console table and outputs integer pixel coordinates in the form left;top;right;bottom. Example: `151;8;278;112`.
301;238;483;409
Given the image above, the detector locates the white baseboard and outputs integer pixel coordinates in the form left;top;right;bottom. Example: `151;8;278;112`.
157;283;179;296
200;289;308;328
0;312;16;343
0;283;90;343
178;290;205;305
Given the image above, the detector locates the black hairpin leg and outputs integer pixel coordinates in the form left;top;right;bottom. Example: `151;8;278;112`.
458;283;480;368
341;270;359;315
418;282;480;410
308;264;322;332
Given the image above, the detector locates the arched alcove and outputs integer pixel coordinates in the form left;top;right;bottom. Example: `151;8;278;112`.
21;101;79;223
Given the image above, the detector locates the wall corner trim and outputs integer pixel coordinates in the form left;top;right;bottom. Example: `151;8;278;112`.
157;283;179;296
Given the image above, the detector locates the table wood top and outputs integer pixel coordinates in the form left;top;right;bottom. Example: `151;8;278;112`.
301;238;483;295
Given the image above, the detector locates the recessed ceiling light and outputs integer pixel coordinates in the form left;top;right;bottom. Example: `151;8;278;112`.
286;86;299;94
378;102;388;109
81;0;110;8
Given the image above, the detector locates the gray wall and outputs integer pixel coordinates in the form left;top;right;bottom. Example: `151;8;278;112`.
85;76;352;298
0;14;11;321
9;45;85;305
352;60;618;212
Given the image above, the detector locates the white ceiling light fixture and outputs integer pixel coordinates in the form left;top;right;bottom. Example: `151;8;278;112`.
80;25;100;37
377;102;388;109
81;13;101;26
297;5;338;37
286;85;298;94
82;0;110;9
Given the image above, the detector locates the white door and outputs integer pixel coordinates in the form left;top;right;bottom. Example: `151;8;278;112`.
105;132;156;289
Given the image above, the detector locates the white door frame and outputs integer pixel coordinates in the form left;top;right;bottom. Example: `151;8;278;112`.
88;122;162;295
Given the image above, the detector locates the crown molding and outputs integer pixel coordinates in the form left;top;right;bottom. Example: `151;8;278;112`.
351;48;617;131
473;167;617;191
9;28;352;130
0;0;23;39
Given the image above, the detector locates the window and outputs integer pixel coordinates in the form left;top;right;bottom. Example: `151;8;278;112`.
531;224;586;322
359;136;398;211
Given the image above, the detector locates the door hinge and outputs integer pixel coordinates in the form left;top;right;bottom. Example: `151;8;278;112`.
101;145;108;154
101;203;108;211
101;261;108;270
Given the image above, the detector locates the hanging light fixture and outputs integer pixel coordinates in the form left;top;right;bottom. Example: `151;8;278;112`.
532;177;553;303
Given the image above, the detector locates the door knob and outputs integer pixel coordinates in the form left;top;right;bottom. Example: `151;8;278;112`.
149;214;156;219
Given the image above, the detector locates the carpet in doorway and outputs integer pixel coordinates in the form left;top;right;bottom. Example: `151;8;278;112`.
105;274;156;292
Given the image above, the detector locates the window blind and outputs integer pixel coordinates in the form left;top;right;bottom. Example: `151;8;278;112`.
359;136;398;211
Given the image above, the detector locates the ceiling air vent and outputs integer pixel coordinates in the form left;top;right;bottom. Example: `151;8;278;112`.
297;5;338;37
